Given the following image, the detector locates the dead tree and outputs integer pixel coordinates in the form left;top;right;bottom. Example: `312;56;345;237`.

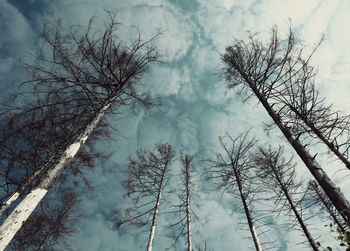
7;190;80;251
0;96;105;217
167;153;199;251
269;66;350;170
306;180;346;234
195;241;214;251
205;132;262;251
0;12;160;249
114;143;175;251
252;145;319;251
221;26;350;225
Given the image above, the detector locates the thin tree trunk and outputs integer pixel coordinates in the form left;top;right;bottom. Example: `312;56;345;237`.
240;73;350;225
0;154;56;217
233;167;262;251
185;169;192;251
268;161;319;250
146;165;166;251
0;97;114;250
311;182;345;233
37;228;53;251
289;106;350;170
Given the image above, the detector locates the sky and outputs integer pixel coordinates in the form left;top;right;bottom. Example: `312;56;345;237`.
1;0;350;250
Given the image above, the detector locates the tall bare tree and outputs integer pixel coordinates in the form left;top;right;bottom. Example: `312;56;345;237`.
167;153;199;251
195;241;214;251
205;132;262;251
252;145;319;250
0;12;160;249
0;98;105;217
114;143;175;251
7;190;80;251
267;62;350;169
306;180;346;234
221;26;350;224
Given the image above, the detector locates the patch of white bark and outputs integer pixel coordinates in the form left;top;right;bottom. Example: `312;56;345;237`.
0;188;47;250
0;192;20;217
0;100;113;249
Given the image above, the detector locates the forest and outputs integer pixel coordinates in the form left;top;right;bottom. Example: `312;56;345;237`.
0;3;350;251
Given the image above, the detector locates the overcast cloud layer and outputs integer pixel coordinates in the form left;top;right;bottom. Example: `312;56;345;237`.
1;0;350;250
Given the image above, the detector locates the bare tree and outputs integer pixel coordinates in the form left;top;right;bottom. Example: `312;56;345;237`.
252;145;319;250
0;98;105;217
221;26;350;224
195;241;214;251
0;12;160;249
114;143;175;251
7;190;80;251
167;152;199;251
267;63;350;170
205;132;262;251
306;180;346;234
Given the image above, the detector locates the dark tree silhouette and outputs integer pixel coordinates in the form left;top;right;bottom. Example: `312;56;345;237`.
205;132;262;251
306;180;346;234
267;62;350;169
114;143;175;251
252;145;319;251
0;12;160;249
221;26;350;225
195;241;214;251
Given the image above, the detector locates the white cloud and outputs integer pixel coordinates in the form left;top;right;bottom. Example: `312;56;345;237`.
136;112;178;147
3;1;350;250
0;1;34;54
191;44;220;72
176;113;200;152
299;1;337;44
147;66;182;96
116;5;194;61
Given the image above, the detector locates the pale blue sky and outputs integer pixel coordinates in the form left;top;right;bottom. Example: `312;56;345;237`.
1;0;350;250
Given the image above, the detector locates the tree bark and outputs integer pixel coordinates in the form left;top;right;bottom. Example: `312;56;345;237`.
310;182;345;233
289;106;350;170
267;159;319;250
233;166;262;251
0;97;114;250
37;228;53;251
0;154;56;217
146;164;166;251
185;168;192;251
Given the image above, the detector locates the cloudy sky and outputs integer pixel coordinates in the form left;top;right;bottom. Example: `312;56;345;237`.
1;0;350;250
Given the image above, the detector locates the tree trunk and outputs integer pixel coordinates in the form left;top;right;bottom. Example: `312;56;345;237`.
185;170;192;251
37;228;53;251
0;154;56;217
289;106;350;170
233;167;262;251
311;182;345;233
146;165;166;251
0;97;114;250
268;161;319;250
240;73;350;225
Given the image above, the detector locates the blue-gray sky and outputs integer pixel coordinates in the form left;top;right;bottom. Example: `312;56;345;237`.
1;0;350;250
